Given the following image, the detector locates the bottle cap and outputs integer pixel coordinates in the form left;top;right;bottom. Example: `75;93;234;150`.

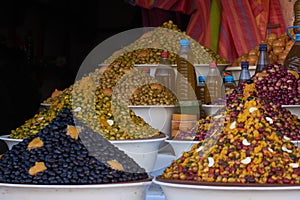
209;62;217;68
296;34;300;41
198;76;206;82
180;39;190;46
224;76;234;82
241;61;249;69
161;51;169;58
259;43;267;51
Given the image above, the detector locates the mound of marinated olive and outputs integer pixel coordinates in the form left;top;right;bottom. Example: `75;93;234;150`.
160;82;300;184
0;108;148;184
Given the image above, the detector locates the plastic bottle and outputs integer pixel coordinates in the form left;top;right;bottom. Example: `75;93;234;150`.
154;51;176;92
196;76;207;104
204;62;223;104
224;75;236;94
255;43;269;74
238;61;251;86
284;34;300;73
176;39;197;101
284;0;300;73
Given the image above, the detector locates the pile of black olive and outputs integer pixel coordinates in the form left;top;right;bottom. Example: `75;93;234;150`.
0;108;149;184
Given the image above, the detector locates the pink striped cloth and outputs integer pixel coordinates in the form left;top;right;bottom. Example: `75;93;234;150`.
132;0;286;63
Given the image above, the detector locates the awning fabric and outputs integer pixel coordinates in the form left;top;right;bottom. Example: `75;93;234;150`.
131;0;286;63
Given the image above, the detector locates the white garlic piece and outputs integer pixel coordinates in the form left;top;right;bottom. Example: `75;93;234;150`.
74;107;82;112
289;163;299;168
283;136;291;141
268;148;274;153
282;146;292;153
266;117;273;124
38;117;44;120
208;157;214;167
242;139;251;146
249;107;258;113
107;120;114;126
196;146;204;152
230;121;236;130
241;157;251;165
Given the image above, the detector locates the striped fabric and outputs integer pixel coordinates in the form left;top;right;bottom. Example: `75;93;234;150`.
132;0;286;63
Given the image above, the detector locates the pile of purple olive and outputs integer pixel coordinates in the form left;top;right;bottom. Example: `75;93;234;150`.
252;64;300;105
0;108;148;184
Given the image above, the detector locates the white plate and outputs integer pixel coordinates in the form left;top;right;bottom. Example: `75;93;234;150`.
40;103;51;107
134;63;229;77
282;105;300;118
0;180;151;200
128;105;177;138
153;178;300;200
110;137;167;173
165;139;199;158
202;104;225;115
0;135;23;150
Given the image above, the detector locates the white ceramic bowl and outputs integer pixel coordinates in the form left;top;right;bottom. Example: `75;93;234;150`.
153;178;300;200
0;135;23;150
150;153;176;177
0;180;151;200
128;105;177;138
225;65;256;85
282;105;300;118
165;139;199;158
202;104;225;116
110;137;167;173
135;64;229;78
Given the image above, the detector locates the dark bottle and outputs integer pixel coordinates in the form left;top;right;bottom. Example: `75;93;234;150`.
255;43;269;74
176;39;197;101
224;75;236;94
155;51;176;92
238;61;251;86
284;0;300;73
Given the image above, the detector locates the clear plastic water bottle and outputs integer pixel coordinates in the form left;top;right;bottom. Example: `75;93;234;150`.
224;75;236;94
204;62;223;104
154;51;176;92
239;61;251;86
176;39;197;101
255;43;269;74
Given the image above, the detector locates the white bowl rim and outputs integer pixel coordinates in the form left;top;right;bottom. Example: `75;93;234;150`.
110;136;167;144
225;65;256;71
165;139;199;144
153;178;300;191
202;104;225;108
0;180;152;189
128;105;177;108
281;105;300;108
133;63;230;67
0;135;23;142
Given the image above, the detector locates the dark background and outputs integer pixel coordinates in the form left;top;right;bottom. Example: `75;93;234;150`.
0;0;189;137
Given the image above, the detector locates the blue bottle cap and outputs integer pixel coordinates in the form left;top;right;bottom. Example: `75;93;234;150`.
241;61;249;69
259;43;267;51
180;39;190;46
224;76;234;82
198;76;206;82
296;34;300;42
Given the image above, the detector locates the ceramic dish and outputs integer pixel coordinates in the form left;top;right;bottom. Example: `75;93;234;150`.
165;139;199;158
110;136;167;172
0;180;151;200
153;178;300;200
282;105;300;118
0;135;23;150
128;105;177;138
201;104;225;116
